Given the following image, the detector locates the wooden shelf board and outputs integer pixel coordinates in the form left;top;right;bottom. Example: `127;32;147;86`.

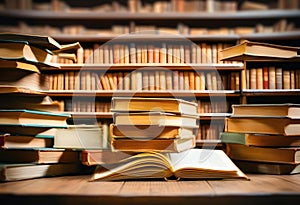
242;89;300;96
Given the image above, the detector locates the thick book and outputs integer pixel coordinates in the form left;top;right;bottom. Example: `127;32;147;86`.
81;150;134;166
0;148;80;163
0;133;54;148
0;109;70;128
0;68;49;91
0;41;53;65
225;116;300;136
111;97;198;116
0;59;40;73
220;132;300;147
113;112;198;128
111;124;195;140
54;125;107;150
0;85;47;97
226;144;300;164
90;149;248;181
234;160;300;175
111;137;195;153
0;162;92;182
0;33;62;51
220;40;299;61
231;103;300;119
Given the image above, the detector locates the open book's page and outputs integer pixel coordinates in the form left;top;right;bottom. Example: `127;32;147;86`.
90;152;173;181
167;149;246;174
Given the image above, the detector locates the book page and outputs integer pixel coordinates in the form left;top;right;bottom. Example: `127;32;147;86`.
167;149;241;172
91;152;173;181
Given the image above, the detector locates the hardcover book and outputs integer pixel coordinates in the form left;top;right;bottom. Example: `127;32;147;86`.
111;97;198;116
220;40;299;61
226;144;300;164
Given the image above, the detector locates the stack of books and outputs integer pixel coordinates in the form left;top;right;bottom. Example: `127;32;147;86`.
221;103;300;175
87;97;248;181
110;97;199;152
0;33;90;182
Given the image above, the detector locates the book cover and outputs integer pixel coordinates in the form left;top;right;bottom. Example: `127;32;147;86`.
0;148;81;163
114;112;198;128
226;144;300;164
111;124;195;140
111;97;198;116
0;109;70;128
0;162;93;182
0;40;53;65
225;116;300;136
231;103;300;118
111;137;196;153
220;40;299;61
234;160;300;175
220;132;300;147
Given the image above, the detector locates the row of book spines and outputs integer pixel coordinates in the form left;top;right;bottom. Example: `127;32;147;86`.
4;0;237;12
196;123;224;140
8;0;299;12
46;71;240;91
52;43;235;65
3;19;295;39
246;67;300;90
62;99;230;113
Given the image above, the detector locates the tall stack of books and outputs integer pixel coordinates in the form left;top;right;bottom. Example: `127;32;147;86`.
0;33;90;182
87;97;248;181
221;103;300;175
110;97;198;152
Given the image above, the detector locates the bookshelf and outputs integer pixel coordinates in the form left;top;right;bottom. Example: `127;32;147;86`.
1;0;300;144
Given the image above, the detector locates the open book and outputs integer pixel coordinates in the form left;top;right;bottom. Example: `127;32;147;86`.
90;149;248;181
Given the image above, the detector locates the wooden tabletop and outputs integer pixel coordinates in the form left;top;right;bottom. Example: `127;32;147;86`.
0;174;299;205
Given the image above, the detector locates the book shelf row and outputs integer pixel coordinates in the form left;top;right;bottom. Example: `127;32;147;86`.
3;0;298;12
62;98;232;114
52;42;236;65
245;66;300;90
46;70;240;91
2;19;296;37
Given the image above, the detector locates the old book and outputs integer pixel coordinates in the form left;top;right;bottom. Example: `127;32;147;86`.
220;40;300;61
0;162;92;182
0;33;61;51
0;95;63;112
54;124;106;150
0;68;49;91
0;109;70;128
0;148;80;163
231;103;300;118
111;137;195;153
114;112;198;128
0;133;54;148
111;124;195;139
0;59;40;73
234;161;300;175
0;41;53;65
226;144;300;164
90;148;248;181
225;116;300;136
81;150;134;166
111;97;198;116
220;132;300;147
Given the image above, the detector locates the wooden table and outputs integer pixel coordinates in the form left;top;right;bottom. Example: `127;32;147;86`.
0;174;299;205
